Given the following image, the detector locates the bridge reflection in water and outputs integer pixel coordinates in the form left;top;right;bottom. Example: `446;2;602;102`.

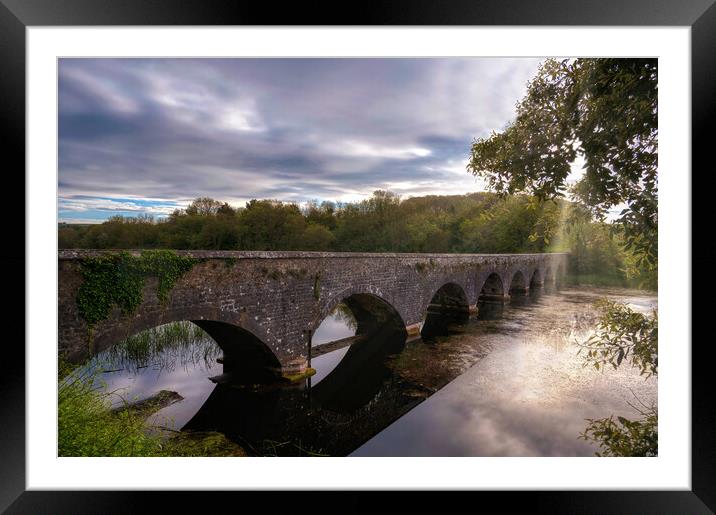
183;323;408;456
85;283;658;457
180;291;533;457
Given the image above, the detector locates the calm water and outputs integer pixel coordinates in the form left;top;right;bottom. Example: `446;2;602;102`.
88;285;657;456
352;287;657;456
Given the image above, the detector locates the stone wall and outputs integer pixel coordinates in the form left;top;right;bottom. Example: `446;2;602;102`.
58;250;568;372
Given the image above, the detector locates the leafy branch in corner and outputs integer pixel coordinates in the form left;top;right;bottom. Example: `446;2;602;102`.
579;404;657;457
577;299;658;456
576;298;657;377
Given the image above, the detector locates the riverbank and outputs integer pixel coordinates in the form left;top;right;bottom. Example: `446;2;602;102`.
58;328;247;457
58;370;246;457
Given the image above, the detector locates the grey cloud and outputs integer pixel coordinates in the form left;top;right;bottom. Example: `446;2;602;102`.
59;58;543;214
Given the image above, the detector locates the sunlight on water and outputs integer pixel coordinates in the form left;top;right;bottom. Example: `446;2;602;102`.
351;286;657;456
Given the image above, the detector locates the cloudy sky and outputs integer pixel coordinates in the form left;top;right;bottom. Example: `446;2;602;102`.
58;58;546;223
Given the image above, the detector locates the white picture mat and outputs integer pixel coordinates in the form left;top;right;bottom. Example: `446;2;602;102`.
27;26;690;490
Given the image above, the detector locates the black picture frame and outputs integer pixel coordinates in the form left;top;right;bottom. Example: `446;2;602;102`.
1;0;711;512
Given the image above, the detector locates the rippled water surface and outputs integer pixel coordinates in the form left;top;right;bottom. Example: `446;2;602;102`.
88;286;657;456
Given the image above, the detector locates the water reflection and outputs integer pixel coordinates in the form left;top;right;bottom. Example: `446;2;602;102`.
311;322;405;413
182;320;411;456
310;347;350;384
421;306;469;341
476;300;505;320
352;286;657;456
77;321;221;430
312;303;357;346
82;286;657;456
310;303;357;384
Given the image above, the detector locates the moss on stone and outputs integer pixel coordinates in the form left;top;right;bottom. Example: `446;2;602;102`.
287;268;308;279
313;272;322;300
282;367;316;383
76;250;198;329
261;267;308;281
162;431;247;457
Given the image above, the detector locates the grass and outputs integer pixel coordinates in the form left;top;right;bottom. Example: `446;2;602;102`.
97;320;221;374
59;320;336;457
261;439;330;457
58;367;167;456
159;431;246;457
59;321;242;457
58;366;245;457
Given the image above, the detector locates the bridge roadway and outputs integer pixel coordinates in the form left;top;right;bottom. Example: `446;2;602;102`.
58;250;568;376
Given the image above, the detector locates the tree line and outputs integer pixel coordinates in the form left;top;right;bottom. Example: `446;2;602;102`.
58;190;655;289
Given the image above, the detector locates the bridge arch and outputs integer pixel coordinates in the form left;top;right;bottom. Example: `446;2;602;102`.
529;268;544;288
417;275;473;316
89;305;271;356
309;288;408;394
88;309;281;374
192;320;282;372
508;270;528;294
421;281;470;339
478;272;506;302
427;281;469;311
314;287;406;337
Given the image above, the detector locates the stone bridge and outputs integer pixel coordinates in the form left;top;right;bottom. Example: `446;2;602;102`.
58;251;568;376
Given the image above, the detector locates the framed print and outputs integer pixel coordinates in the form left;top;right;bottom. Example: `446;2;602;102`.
2;0;713;512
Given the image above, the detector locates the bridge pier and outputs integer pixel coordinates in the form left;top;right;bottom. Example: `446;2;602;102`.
278;357;311;379
406;322;422;339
